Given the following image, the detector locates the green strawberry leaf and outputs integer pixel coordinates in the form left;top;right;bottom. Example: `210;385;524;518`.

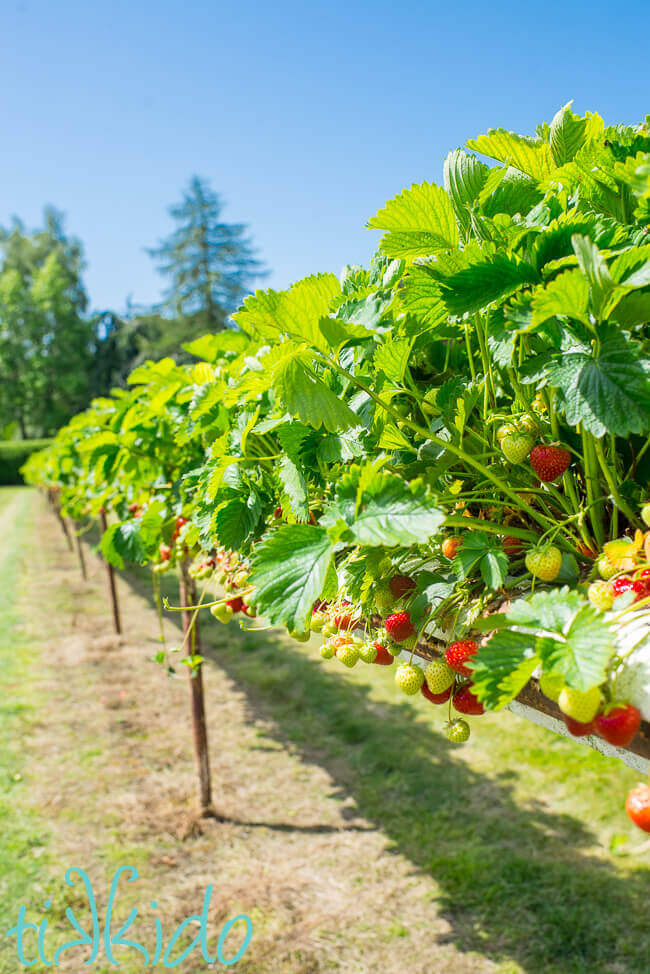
546;328;650;437
347;473;445;547
471;630;540;710
248;525;335;635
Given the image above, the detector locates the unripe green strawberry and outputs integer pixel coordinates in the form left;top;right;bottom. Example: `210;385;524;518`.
517;415;539;435
374;582;393;614
596;554;617;580
321;622;337;638
233;568;249;587
400;633;419;651
496;423;517;444
444;719;470;743
358;640;378;664
558;686;602;724
642;504;650;529
311;610;327;633
525;544;562;582
424;658;455;694
211;603;233;623
395;663;424;695
320;642;335;660
387;643;403;657
538;672;564;702
153;561;171;575
501;433;534;464
336;643;359;667
289;630;310;642
588;580;614;611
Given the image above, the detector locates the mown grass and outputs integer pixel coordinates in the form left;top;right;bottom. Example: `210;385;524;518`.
0;488;53;972
191;614;650;974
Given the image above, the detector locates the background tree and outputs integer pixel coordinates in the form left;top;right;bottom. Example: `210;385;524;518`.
0;208;95;436
147;176;266;343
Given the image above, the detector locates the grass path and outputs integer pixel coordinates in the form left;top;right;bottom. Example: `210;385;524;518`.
0;488;649;973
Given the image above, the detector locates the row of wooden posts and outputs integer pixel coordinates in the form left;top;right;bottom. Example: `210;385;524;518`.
47;492;215;816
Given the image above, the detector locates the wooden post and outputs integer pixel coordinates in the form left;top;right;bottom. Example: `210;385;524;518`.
53;498;73;550
72;521;87;580
179;560;214;815
99;510;122;634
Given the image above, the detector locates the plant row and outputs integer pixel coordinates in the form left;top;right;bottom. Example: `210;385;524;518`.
24;104;650;833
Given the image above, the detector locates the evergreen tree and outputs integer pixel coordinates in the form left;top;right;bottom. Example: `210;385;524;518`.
147;176;266;335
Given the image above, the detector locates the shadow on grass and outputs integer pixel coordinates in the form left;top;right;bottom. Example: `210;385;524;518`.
122;562;650;974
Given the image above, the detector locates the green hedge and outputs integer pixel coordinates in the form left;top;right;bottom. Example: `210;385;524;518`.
0;440;52;485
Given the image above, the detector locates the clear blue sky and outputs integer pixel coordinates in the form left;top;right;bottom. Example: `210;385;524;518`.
2;0;649;314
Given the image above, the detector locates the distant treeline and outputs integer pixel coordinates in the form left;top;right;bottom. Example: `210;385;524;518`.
0;176;266;439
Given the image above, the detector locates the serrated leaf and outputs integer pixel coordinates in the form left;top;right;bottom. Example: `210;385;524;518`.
571;234;616;317
278;456;309;521
443;149;489;236
99;520;147;568
274;359;359;433
233;273;340;350
530;269;590;327
248;526;334;634
467;128;554;181
547;329;650;437
471;630;540;710
374;336;413;382
367;182;459;259
537;606;616;691
549;103;589;166
348;474;445;547
215;493;261;550
434;254;538;317
479;167;543;218
398;265;450;336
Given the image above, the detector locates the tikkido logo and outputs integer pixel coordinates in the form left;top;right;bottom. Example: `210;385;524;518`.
5;866;252;968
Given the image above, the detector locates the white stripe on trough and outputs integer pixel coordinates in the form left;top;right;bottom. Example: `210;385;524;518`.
506;699;650;774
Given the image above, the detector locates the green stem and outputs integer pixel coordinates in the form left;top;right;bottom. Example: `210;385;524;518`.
592;436;643;530
317;354;553;535
464;325;477;382
581;428;605;549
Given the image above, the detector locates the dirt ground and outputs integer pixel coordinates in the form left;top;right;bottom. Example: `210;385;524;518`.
8;493;503;974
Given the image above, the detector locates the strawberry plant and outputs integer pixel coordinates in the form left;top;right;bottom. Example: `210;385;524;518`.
23;104;650;825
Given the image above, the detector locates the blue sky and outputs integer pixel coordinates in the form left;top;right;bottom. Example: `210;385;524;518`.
2;0;649;313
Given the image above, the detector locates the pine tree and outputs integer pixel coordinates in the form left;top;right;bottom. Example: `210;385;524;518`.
147;177;266;335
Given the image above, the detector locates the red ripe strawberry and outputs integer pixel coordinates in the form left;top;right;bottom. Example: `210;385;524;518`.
563;715;595;737
529;444;571;482
452;684;485;715
128;502;140;515
421;683;453;705
273;506;283;519
445;640;478;677
611;576;634;597
441;537;462;560
594;704;641;747
159;543;171;562
389;574;416;598
385;612;415;642
626;784;650;833
176;516;188;529
333;603;358;630
502;536;523;557
632;577;650;602
226;596;244;613
373;641;394;665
